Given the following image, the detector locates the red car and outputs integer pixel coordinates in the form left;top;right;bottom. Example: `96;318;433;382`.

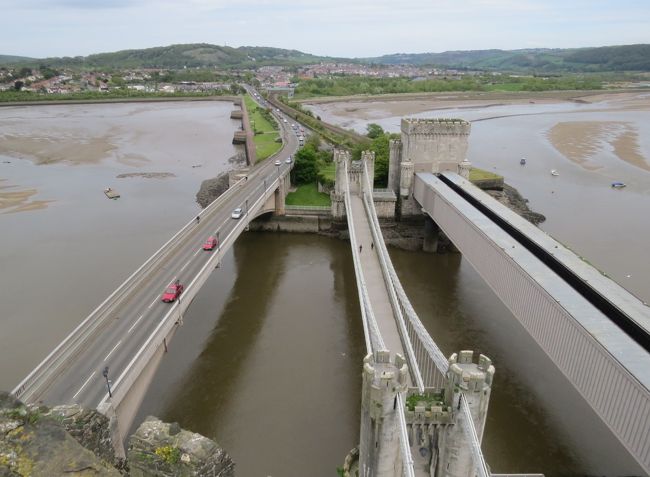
203;236;218;251
161;281;184;303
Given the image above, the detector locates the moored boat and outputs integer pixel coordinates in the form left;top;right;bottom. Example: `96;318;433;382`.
550;169;559;176
611;182;627;188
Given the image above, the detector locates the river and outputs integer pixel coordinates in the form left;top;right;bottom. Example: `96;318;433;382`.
1;98;647;476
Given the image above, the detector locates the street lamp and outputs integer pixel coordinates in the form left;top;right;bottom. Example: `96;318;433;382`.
102;366;112;398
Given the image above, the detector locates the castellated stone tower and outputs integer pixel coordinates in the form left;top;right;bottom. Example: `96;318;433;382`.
361;150;376;193
437;351;494;477
388;118;471;217
331;148;351;219
359;351;409;477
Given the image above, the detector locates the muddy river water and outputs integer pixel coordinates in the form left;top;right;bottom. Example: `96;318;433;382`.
1;97;648;476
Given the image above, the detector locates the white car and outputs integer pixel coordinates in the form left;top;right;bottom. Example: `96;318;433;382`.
274;160;281;166
231;208;243;219
285;156;292;164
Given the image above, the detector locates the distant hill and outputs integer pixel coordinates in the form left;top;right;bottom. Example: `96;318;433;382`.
1;43;649;72
363;44;650;72
2;44;342;69
0;54;36;65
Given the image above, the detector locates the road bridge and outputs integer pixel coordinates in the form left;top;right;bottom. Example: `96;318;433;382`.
13;94;297;454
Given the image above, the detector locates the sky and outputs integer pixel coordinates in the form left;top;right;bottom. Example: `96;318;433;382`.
1;0;649;59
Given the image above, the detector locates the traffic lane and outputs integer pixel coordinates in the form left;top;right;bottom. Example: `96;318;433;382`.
42;150;294;404
66;172;285;405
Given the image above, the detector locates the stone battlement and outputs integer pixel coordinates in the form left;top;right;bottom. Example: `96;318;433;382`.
401;117;470;136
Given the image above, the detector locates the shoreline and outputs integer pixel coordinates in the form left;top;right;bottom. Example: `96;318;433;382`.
0;95;238;108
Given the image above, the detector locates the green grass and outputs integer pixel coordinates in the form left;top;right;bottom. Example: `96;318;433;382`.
484;83;525;92
469;167;503;182
243;94;282;161
285;183;331;206
318;161;336;182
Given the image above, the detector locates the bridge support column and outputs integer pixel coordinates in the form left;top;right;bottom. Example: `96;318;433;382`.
359;351;408;477
97;401;126;460
435;351;494;477
331;149;350;219
275;175;286;216
423;216;439;253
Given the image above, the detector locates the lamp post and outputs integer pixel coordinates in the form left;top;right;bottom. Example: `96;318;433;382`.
102;366;112;398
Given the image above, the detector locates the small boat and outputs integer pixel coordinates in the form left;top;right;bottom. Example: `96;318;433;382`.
520;158;526;165
104;187;120;199
611;182;627;188
550;169;559;176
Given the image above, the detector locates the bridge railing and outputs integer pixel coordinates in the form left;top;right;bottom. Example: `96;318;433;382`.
359;162;492;477
12;174;251;403
100;168;288;408
360;162;447;388
343;161;384;354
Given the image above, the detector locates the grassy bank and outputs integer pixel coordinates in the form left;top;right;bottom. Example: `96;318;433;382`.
243;94;282;161
285;183;331;206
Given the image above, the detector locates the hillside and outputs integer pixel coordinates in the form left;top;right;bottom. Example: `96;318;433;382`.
1;43;649;72
363;44;650;72
0;54;36;65
4;44;342;69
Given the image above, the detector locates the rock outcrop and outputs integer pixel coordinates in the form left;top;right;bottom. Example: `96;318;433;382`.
128;417;234;477
1;392;235;477
0;392;120;477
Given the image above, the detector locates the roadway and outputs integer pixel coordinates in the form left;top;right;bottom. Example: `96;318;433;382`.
25;92;298;409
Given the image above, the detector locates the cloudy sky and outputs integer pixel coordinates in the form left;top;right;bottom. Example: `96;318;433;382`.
2;0;649;58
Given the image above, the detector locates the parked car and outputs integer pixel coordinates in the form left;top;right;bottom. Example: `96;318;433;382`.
161;281;184;303
203;236;218;251
231;207;243;219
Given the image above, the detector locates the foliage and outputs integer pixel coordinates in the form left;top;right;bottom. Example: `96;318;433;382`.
405;392;445;412
293;74;602;99
0;88;231;103
366;123;385;139
351;131;398;187
243;94;282;160
285;183;331;206
469;168;503;182
154;445;181;464
290;145;320;184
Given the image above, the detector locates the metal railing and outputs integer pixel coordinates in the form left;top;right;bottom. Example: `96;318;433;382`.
343;161;384;354
12;175;250;403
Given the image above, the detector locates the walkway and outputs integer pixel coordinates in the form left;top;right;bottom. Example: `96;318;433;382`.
348;196;405;364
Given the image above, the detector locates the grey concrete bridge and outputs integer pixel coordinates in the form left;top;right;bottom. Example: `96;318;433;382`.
12;94;297;455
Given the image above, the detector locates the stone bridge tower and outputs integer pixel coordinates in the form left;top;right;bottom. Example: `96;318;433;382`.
388;118;471;217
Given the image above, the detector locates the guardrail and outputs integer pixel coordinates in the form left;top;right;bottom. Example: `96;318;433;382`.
396;392;416;477
343;161;384;354
99;169;289;409
12;176;249;403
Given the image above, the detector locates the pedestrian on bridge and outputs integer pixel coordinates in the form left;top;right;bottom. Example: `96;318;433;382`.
359;244;363;253
196;215;200;224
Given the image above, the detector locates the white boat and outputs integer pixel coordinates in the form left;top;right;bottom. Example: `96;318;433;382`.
550;169;559;176
611;182;627;188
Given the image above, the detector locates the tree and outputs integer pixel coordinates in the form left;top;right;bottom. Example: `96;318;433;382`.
290;145;319;184
14;80;24;91
366;123;385;139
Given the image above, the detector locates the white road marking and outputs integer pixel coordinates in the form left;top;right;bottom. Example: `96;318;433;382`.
193;249;201;257
128;315;144;334
73;372;95;400
180;259;192;272
104;340;122;361
148;297;158;308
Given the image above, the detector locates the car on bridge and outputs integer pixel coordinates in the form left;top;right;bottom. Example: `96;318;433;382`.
161;281;184;303
274;160;281;166
202;236;218;251
231;207;243;219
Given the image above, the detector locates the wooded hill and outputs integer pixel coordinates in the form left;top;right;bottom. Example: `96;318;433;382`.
2;43;649;72
365;44;650;72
